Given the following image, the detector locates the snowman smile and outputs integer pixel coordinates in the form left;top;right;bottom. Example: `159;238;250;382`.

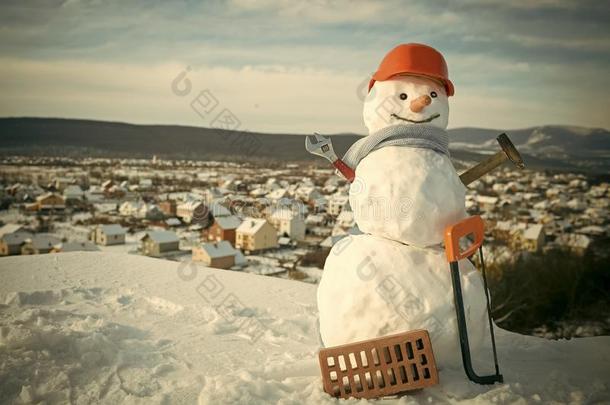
391;113;441;124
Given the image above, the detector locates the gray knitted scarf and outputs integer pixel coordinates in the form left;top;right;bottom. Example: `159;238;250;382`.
342;124;449;169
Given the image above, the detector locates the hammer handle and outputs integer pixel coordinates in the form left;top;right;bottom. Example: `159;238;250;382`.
459;152;508;186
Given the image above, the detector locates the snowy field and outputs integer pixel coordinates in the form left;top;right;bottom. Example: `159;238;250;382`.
0;252;608;404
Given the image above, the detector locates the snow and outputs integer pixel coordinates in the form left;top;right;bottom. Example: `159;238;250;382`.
0;224;26;238
140;231;179;244
318;234;487;369
199;240;238;259
213;215;241;230
236;218;268;235
1;252;609;404
98;224;126;236
364;76;450;133
349;147;467;247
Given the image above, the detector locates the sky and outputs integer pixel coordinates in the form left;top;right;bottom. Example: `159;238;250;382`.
0;0;609;134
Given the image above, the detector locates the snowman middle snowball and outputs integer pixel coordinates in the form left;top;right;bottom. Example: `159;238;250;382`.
351;75;466;248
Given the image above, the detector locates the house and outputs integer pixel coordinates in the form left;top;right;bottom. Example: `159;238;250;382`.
101;180;115;192
278;236;293;247
159;200;177;216
105;184;127;199
492;220;512;241
305;214;325;226
0;232;32;255
92;224;126;246
576;225;606;237
203;188;224;204
319;234;347;251
93;203;118;214
21;234;62;255
0;224;26;239
119;201;142;217
475;195;499;211
328;194;349;216
555;234;591;256
269;209;306;241
63;185;84;201
235;218;278;252
54;177;73;191
86;186;105;203
520;224;545;252
266;188;289;202
34;193;66;212
332;210;358;236
139;231;180;257
176;201;207;224
136;203;163;220
165;217;182;227
209;201;232;218
139;179;153;190
192;240;243;269
205;215;241;246
295;186;323;205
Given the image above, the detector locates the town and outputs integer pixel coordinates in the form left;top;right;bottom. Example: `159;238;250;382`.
0;155;608;284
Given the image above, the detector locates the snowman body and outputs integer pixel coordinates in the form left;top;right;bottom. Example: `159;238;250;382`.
350;146;466;248
318;234;487;368
317;60;488;367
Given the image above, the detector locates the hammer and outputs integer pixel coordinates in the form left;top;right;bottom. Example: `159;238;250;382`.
459;133;525;186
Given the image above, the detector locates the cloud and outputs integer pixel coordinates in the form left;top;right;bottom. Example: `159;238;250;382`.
0;0;608;131
2;56;607;134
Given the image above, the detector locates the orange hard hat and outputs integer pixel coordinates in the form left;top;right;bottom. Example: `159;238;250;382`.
368;43;454;96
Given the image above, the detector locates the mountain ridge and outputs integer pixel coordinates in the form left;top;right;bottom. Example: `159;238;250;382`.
1;117;608;173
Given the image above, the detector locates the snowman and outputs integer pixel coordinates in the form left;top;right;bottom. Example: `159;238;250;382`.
317;44;488;368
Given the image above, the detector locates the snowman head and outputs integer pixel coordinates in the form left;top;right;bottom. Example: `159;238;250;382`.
363;75;449;133
363;43;454;134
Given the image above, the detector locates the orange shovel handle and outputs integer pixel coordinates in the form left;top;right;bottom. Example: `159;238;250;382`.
444;216;485;262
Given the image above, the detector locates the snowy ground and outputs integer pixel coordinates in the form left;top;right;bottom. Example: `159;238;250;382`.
0;253;608;404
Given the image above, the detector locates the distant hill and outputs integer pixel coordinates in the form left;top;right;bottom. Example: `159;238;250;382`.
0;117;608;173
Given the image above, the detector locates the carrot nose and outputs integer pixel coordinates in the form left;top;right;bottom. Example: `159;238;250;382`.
410;95;432;113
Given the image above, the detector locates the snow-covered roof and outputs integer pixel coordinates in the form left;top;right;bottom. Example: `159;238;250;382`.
64;185;84;195
576;225;606;236
556;233;591;249
165;218;182;226
476;195;499;205
36;192;65;203
99;224;126;236
0;224;26;238
237;218;269;235
266;188;288;200
320;234;347;248
209;201;231;217
270;208;301;221
177;200;204;211
305;214;324;225
278;236;292;245
24;234;62;250
336;210;355;226
523;224;544;240
199;240;237;258
0;231;32;245
142;231;179;244
215;215;241;230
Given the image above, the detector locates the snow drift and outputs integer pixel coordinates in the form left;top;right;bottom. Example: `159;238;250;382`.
0;253;608;404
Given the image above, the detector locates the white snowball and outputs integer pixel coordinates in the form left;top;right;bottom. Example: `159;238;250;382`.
318;233;488;368
349;146;467;248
